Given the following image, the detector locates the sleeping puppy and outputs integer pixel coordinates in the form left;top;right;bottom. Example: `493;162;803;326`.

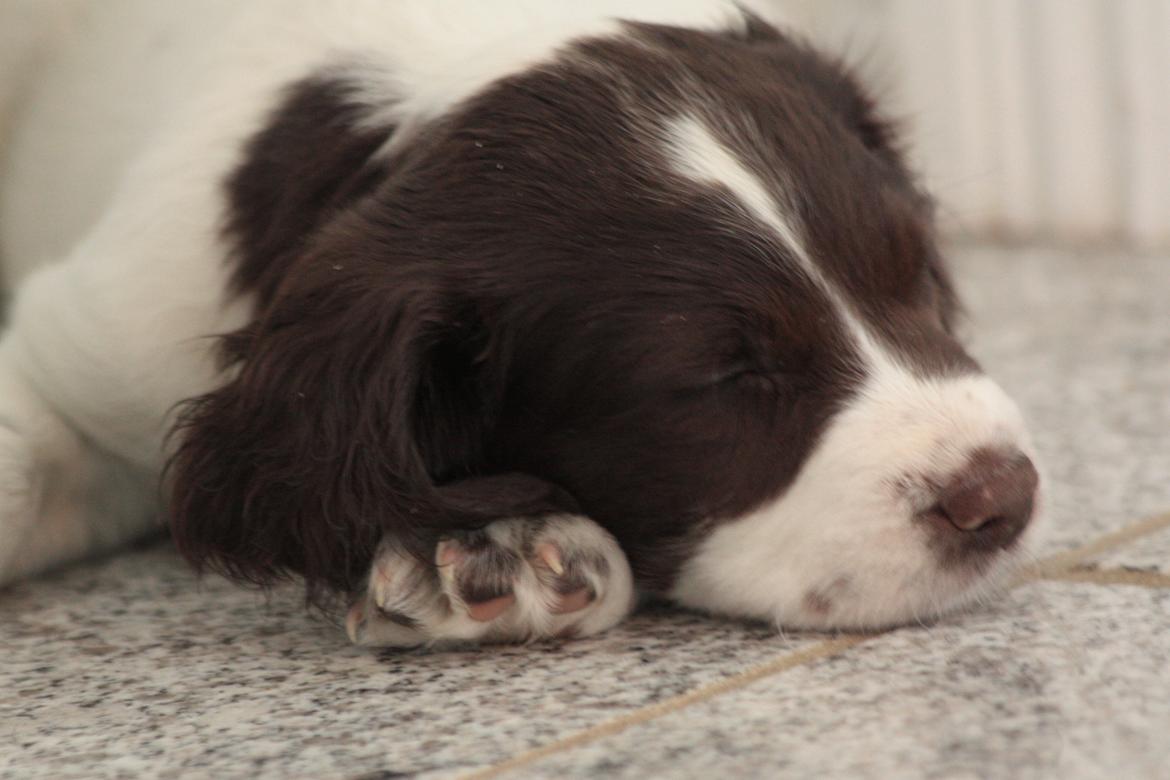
0;0;1042;646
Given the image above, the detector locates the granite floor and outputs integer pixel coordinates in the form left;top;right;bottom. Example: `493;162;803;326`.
2;244;1169;779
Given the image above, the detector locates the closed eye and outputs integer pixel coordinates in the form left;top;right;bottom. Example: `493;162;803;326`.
716;365;788;394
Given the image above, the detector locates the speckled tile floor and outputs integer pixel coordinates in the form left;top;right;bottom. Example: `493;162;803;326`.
2;245;1169;780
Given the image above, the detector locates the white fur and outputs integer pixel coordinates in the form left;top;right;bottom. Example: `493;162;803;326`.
0;0;764;280
662;117;1042;629
0;0;761;585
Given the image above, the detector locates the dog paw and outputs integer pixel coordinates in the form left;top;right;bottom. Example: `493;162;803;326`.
346;514;635;647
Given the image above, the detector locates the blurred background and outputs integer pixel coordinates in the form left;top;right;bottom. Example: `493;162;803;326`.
5;1;1167;250
774;0;1170;250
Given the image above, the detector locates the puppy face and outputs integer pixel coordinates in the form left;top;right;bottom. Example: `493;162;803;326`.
439;23;1040;626
173;15;1041;630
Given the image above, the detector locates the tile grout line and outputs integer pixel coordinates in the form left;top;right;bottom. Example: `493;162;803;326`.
457;509;1170;780
457;636;866;780
1018;510;1170;582
1039;567;1170;589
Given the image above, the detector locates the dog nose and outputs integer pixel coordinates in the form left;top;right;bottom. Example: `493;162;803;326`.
929;450;1039;548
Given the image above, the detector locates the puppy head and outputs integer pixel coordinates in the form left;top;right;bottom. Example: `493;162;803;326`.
170;15;1041;628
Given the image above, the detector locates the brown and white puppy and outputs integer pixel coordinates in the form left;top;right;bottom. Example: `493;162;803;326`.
0;0;1042;646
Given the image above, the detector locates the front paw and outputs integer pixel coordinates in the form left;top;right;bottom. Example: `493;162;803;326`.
346;514;635;647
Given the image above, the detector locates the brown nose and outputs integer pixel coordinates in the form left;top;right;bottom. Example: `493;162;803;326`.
930;450;1039;548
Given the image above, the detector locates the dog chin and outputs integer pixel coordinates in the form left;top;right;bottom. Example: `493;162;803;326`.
671;493;1046;634
779;524;1041;633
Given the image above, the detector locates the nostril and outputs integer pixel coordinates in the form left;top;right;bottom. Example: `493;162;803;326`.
932;450;1039;542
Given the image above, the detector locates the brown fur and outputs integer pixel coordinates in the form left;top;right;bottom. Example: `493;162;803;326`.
167;18;973;605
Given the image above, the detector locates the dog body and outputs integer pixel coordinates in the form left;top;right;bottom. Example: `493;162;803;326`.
0;0;1042;645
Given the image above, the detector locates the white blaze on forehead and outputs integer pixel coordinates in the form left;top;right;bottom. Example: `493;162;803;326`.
662;113;893;372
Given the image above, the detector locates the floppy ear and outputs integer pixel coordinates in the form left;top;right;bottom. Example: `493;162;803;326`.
166;249;560;604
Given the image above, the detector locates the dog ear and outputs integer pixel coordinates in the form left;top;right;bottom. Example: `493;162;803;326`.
166;245;514;604
731;13;905;167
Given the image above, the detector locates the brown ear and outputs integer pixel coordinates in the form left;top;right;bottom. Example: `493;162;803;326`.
733;13;905;166
166;252;497;604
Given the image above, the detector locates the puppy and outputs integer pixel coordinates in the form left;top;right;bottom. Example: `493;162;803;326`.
0;0;1042;646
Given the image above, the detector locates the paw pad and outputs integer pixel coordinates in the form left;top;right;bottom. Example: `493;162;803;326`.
349;515;634;646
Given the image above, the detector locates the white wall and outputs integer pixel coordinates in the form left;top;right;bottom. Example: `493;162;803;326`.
6;1;1167;248
776;0;1170;249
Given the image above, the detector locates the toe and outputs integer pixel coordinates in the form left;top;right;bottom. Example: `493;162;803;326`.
534;542;565;575
466;593;517;622
552;586;594;615
436;538;464;568
435;534;522;624
346;600;367;643
371;562;397;607
530;539;596;614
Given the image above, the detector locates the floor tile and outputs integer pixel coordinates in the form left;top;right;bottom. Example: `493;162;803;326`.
1;545;818;779
1084;524;1170;575
505;582;1170;779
